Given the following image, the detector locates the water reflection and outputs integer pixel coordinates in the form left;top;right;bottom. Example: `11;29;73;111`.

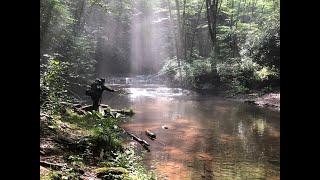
102;78;280;179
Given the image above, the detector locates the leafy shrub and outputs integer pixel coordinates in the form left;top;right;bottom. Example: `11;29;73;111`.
61;109;124;158
100;147;156;180
40;54;71;113
159;56;219;89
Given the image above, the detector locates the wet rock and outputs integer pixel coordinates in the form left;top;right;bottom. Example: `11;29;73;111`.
145;130;156;139
162;125;168;129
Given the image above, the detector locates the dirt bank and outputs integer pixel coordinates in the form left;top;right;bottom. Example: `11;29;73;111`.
227;92;280;111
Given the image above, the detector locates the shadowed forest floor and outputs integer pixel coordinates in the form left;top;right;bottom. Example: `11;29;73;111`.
40;107;155;180
40;114;100;179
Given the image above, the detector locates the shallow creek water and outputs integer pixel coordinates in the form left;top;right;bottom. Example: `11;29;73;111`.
101;77;280;180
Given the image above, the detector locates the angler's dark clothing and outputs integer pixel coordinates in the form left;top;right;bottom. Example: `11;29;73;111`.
86;78;115;111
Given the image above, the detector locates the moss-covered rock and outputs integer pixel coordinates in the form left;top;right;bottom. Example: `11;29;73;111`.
94;167;128;178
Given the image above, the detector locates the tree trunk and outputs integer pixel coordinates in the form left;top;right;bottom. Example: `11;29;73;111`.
205;0;221;55
40;0;55;55
205;0;215;48
188;0;205;62
175;0;182;58
182;0;187;60
73;0;86;36
173;0;183;85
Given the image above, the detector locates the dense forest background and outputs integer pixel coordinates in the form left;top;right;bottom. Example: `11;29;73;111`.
40;0;279;107
40;1;279;178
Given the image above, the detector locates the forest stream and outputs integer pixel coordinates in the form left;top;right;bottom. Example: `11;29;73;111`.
102;76;280;180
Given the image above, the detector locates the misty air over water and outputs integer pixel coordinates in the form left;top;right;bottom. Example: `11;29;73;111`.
41;0;280;179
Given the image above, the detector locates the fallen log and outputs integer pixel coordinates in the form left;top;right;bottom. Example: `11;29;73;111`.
40;161;85;174
40;161;66;171
78;104;109;111
80;105;93;111
125;131;150;151
40;113;53;120
74;104;134;117
73;108;87;115
110;109;134;116
73;104;82;108
100;104;110;108
126;132;150;146
60;102;73;106
59;102;87;115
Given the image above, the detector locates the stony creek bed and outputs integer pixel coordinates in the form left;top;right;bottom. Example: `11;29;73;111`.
102;77;280;180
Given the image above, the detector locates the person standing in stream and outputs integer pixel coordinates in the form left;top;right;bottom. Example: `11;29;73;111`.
86;78;117;111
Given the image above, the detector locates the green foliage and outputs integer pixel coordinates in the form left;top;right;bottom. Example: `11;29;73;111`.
64;109;124;153
67;155;84;167
49;106;148;179
253;21;280;70
159;0;279;92
160;56;221;89
88;0;111;12
56;109;155;179
230;80;250;94
40;54;71;113
40;0;98;100
40;168;80;180
97;147;156;180
95;167;128;179
40;170;61;180
40;0;74;51
255;66;277;81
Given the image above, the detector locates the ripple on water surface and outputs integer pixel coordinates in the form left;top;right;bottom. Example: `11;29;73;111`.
102;79;280;179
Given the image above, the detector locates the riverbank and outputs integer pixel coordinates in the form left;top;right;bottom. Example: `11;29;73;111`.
181;85;280;111
40;107;155;180
225;92;280;111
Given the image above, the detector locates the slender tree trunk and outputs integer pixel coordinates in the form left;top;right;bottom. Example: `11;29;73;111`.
115;0;123;48
175;0;182;59
73;0;86;36
168;0;178;59
230;0;234;27
182;0;187;60
205;0;221;56
230;0;242;58
189;0;205;62
40;0;55;55
198;31;204;57
174;0;183;85
251;0;257;17
205;0;215;48
229;0;236;58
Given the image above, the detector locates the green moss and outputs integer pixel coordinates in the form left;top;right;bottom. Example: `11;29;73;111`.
95;167;128;175
40;171;62;180
98;161;115;167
